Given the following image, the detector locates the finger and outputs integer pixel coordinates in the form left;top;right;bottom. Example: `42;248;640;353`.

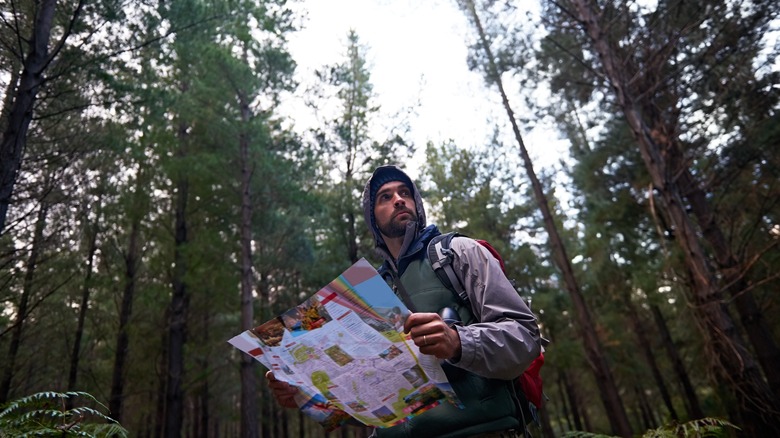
417;327;461;360
415;332;439;350
269;379;296;392
266;372;297;393
403;312;441;333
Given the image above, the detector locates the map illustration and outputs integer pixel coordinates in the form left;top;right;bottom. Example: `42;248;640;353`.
228;258;461;431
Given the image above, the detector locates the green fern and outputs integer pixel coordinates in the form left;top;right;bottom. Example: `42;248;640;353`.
0;391;128;437
562;433;617;438
562;417;739;438
642;417;739;438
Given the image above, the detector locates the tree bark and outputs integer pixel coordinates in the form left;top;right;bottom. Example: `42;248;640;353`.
567;1;780;433
622;290;678;420
556;371;574;431
561;371;583;431
538;403;556;438
298;409;305;438
238;87;260;438
634;385;656;430
346;209;359;264
650;304;704;419
0;0;57;233
195;314;210;438
0;0;86;232
0;199;48;403
344;154;359;264
110;189;142;421
678;168;780;399
461;1;633;435
260;273;272;438
154;332;167;438
165;119;190;437
67;196;101;409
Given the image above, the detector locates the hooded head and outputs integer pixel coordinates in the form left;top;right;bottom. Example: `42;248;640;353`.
362;165;427;249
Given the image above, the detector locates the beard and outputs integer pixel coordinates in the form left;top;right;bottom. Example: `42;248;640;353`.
377;209;417;238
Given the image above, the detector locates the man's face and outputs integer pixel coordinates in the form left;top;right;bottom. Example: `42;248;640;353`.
374;181;417;238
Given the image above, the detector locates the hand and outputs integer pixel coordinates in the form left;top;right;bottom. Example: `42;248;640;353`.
265;371;299;409
404;312;462;361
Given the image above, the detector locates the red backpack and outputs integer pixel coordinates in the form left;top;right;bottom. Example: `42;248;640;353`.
427;232;546;423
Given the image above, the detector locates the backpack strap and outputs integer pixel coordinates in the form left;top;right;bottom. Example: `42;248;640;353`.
379;265;419;313
427;232;470;306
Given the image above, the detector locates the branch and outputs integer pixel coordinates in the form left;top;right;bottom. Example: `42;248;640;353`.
721;240;780;303
40;14;226;88
0;270;77;338
543;33;605;81
45;0;87;71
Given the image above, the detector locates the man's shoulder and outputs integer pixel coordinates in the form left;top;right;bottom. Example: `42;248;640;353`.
433;231;480;249
449;236;485;258
427;232;487;264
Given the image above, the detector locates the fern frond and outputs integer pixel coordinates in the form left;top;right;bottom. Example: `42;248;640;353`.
562;433;619;438
81;423;130;437
643;417;739;438
0;390;127;437
67;406;115;420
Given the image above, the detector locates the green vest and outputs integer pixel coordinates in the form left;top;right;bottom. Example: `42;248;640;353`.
375;258;520;438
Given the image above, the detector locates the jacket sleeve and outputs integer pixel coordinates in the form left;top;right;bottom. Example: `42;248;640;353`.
446;237;541;380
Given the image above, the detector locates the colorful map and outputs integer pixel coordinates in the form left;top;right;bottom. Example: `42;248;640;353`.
228;258;461;431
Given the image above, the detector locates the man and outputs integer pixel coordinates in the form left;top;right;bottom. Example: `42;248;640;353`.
267;165;541;437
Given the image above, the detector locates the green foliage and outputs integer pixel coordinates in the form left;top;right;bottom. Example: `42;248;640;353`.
642;418;739;438
421;138;554;304
0;391;128;437
562;417;738;438
562;433;615;438
306;29;416;280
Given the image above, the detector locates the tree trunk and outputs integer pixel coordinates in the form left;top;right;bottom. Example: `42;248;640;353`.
634;385;656;430
346;210;359;264
461;2;632;435
0;199;48;403
261;381;271;438
678;168;780;399
548;396;566;436
559;371;582;431
556;372;574;431
195;313;209;438
0;0;56;233
281;408;289;438
238;88;260;438
567;1;780;433
343;161;359;264
650;304;704;419
155;332;167;438
110;194;142;421
622;291;678;420
165;123;190;436
257;270;273;438
538;403;556;438
298;409;305;438
154;338;170;438
1;60;20;126
67;197;101;408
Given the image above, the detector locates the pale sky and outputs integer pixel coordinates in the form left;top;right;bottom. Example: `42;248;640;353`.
281;0;568;180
